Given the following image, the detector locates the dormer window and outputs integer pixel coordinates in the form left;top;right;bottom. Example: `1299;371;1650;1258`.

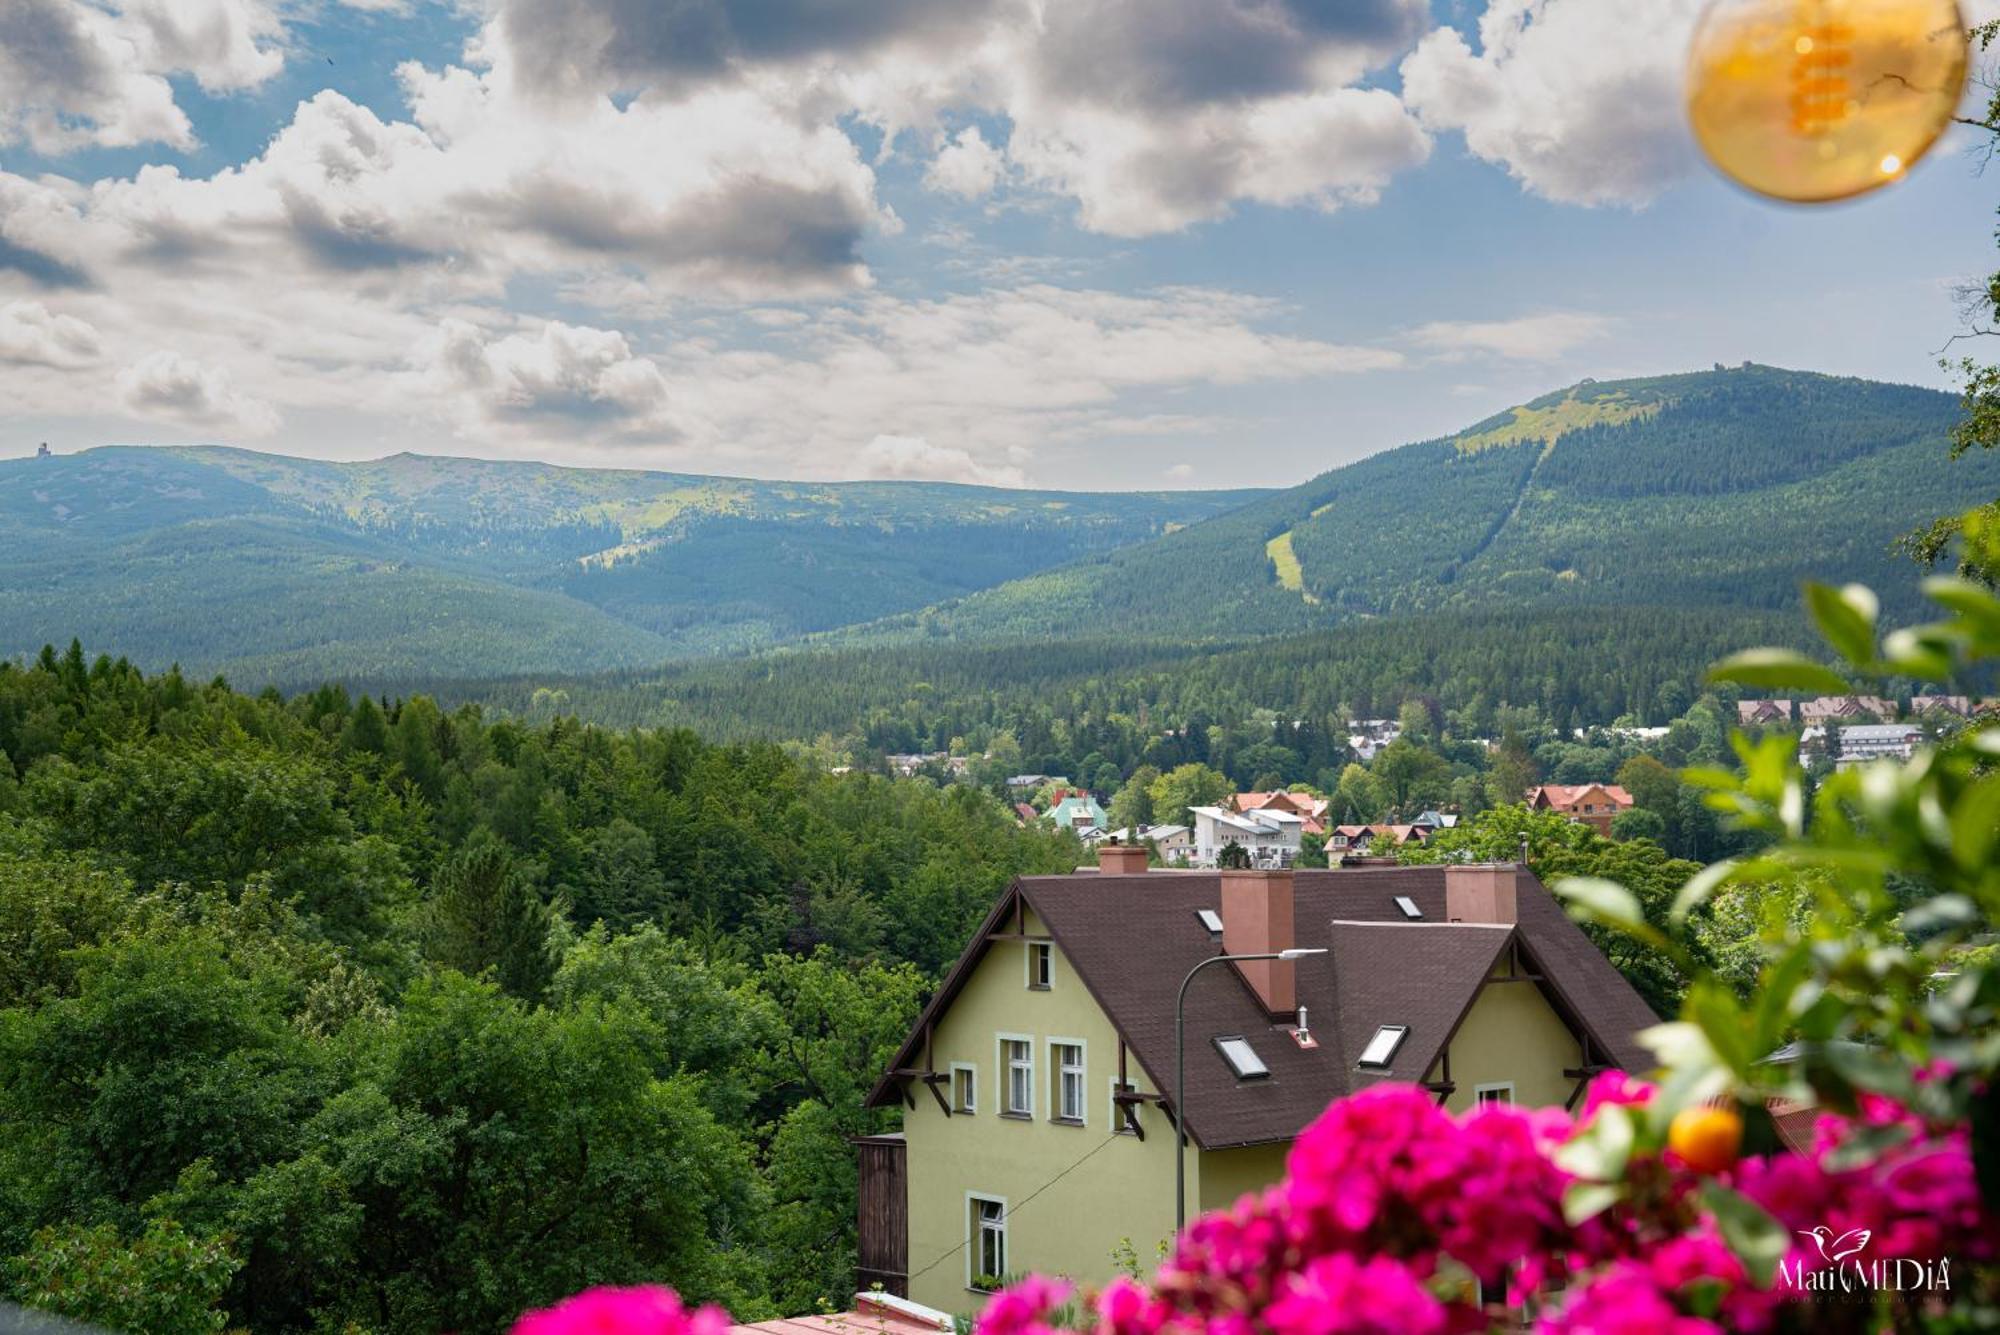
1213;1035;1270;1080
1357;1024;1409;1069
1394;896;1423;920
1027;941;1052;990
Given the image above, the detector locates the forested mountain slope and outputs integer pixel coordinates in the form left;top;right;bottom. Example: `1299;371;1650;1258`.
837;366;1994;646
0;447;1260;684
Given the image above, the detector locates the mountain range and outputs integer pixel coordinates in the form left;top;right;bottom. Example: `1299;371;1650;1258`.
2;364;1992;689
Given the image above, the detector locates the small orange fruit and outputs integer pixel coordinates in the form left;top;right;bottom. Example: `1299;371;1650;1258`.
1668;1104;1744;1174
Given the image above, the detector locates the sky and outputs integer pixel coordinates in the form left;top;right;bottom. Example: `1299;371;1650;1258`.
0;0;1995;490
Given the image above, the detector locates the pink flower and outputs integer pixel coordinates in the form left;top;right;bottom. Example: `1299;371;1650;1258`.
511;1287;726;1335
1537;1263;1722;1335
1264;1254;1448;1335
978;1277;1073;1335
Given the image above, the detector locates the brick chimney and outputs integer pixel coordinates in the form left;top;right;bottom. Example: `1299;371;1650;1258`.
1221;867;1295;1015
1445;865;1517;924
1097;844;1148;875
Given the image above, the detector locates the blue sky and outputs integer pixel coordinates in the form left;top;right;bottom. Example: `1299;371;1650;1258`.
1;0;1993;489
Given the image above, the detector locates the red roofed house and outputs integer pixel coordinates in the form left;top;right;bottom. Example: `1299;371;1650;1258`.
1234;791;1330;835
1526;784;1633;837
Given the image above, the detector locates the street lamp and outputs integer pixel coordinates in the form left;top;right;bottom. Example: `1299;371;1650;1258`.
1173;946;1327;1232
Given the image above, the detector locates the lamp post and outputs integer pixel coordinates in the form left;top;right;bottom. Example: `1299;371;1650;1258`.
1174;946;1327;1232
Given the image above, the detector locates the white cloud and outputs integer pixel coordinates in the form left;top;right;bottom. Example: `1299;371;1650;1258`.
0;0;285;153
1400;0;1704;207
116;350;280;436
121;0;285;93
1408;311;1613;361
0;300;101;367
855;434;1022;486
416;318;672;434
926;127;1006;200
1165;462;1196;482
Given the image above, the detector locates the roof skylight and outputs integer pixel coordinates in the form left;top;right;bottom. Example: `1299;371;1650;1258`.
1357;1024;1409;1069
1214;1036;1270;1080
1394;896;1423;920
1196;908;1224;935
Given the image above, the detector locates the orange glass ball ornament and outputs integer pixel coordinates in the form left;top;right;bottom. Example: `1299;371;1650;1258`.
1688;0;1969;202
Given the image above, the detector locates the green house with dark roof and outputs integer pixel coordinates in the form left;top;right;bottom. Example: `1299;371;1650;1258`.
858;847;1660;1312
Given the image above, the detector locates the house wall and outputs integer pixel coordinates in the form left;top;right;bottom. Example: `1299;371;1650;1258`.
1426;966;1584;1114
902;907;1183;1314
1195;1142;1290;1214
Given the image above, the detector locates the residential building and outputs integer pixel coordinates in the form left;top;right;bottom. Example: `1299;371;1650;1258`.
1911;694;1973;719
1096;824;1195;865
1327;823;1428;857
859;852;1661;1309
1190;805;1303;867
1526;784;1633;837
1798;695;1896;725
1736;700;1794;726
1409;810;1459;834
1234;791;1330;836
1006;775;1056;791
1046;793;1108;832
1830;723;1924;768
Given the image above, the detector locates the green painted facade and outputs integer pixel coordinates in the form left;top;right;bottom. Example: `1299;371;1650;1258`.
897;911;1586;1314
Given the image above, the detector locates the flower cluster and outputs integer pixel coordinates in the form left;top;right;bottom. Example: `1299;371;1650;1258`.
505;1080;1989;1335
513;1286;730;1335
990;1079;1990;1335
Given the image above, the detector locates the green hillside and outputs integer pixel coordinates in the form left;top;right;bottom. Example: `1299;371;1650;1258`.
832;365;1991;646
0;447;1260;684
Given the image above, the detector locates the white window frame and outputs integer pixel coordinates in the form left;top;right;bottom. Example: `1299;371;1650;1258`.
1026;940;1053;990
1473;1081;1515;1106
1109;1075;1140;1135
1049;1037;1087;1125
997;1032;1034;1118
967;1192;1008;1293
950;1061;978;1115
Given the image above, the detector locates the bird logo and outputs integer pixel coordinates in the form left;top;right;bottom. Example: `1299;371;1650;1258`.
1800;1226;1872;1262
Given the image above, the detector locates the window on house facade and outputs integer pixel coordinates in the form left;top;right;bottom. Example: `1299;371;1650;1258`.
970;1196;1007;1291
951;1063;977;1114
1027;941;1052;990
1357;1024;1409;1069
1004;1038;1034;1116
1052;1042;1085;1123
1474;1083;1514;1106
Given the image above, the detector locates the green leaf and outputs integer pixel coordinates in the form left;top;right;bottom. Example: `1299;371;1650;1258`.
1554;876;1646;934
1671;859;1739;926
1820;1121;1914;1173
1949;776;2000;871
1561;1181;1622;1226
1879;627;1954;680
1701;1182;1788;1287
1707;648;1851;694
1804;582;1878;667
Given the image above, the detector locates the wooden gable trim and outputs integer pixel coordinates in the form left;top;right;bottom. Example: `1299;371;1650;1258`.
1413;928;1516;1098
864;881;1026;1109
1509;932;1636;1086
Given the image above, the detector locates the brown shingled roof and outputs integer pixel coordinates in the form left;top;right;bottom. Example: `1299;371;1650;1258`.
866;865;1662;1150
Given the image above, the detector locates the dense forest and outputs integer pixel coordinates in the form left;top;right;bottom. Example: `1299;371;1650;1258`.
836;366;1993;647
425;605;1821;763
0;645;1085;1333
0;447;1251;684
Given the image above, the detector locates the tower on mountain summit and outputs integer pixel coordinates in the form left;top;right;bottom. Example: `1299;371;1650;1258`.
36;442;51;458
